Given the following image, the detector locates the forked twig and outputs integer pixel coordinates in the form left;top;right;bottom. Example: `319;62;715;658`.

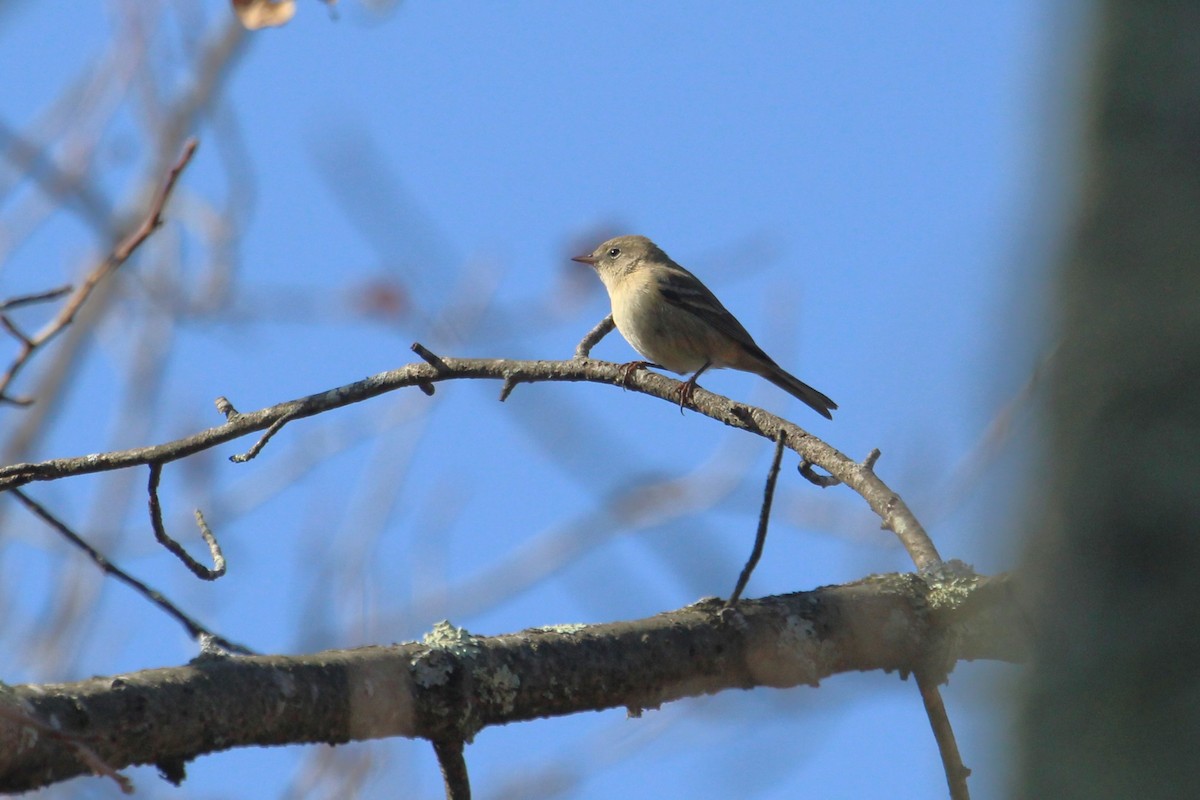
147;463;226;580
0;139;199;404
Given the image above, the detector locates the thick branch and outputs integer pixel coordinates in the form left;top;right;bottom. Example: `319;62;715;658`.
0;351;939;569
0;572;1023;793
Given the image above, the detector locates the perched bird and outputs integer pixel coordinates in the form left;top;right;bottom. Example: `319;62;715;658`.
572;234;836;419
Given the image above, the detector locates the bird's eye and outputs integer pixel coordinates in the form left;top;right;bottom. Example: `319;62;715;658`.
607;247;620;258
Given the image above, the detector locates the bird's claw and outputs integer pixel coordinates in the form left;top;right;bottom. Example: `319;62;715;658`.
618;360;657;388
674;380;699;414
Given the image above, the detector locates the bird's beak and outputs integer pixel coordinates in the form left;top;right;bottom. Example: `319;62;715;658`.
571;253;598;266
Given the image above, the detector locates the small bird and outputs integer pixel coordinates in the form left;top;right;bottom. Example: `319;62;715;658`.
572;235;837;419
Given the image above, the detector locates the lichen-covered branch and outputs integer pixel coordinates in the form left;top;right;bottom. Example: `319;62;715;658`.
0;572;1023;793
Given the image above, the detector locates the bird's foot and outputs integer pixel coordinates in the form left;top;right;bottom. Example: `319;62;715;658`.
618;360;659;388
674;378;700;414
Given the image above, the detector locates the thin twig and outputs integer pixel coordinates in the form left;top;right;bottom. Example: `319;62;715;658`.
931;343;1058;523
10;488;251;653
727;432;787;605
229;408;299;462
0;705;133;794
411;341;450;371
0;285;73;312
0;119;113;232
0;316;33;348
0;139;199;404
916;671;971;800
432;739;471;800
147;463;226;580
574;314;615;358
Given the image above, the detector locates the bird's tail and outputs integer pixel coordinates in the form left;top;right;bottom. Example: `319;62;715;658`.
759;365;837;420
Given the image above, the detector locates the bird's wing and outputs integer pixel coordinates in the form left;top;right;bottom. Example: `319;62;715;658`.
654;265;776;365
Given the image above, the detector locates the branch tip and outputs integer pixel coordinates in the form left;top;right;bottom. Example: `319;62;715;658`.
214;396;239;419
411;342;450;371
499;375;518;402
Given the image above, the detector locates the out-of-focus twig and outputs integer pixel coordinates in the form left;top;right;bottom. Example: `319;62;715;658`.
10;488;251;654
0;139;199;405
0;286;73;312
0;705;133;794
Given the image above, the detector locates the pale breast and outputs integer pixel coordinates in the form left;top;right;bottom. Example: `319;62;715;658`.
606;271;712;374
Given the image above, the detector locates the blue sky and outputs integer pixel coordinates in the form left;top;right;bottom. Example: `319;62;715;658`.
1;2;1084;797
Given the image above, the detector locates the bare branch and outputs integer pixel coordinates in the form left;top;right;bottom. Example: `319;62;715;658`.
0;353;940;570
574;313;615;358
147;463;226;580
0;285;73;312
10;488;249;653
411;341;450;371
0;572;1022;793
0;139;199;404
727;432;786;605
229;408;300;463
917;671;972;800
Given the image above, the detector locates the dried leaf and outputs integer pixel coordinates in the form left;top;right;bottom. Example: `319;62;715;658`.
232;0;296;30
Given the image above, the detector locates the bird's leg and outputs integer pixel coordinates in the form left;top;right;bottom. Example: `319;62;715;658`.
618;360;660;388
675;360;713;412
